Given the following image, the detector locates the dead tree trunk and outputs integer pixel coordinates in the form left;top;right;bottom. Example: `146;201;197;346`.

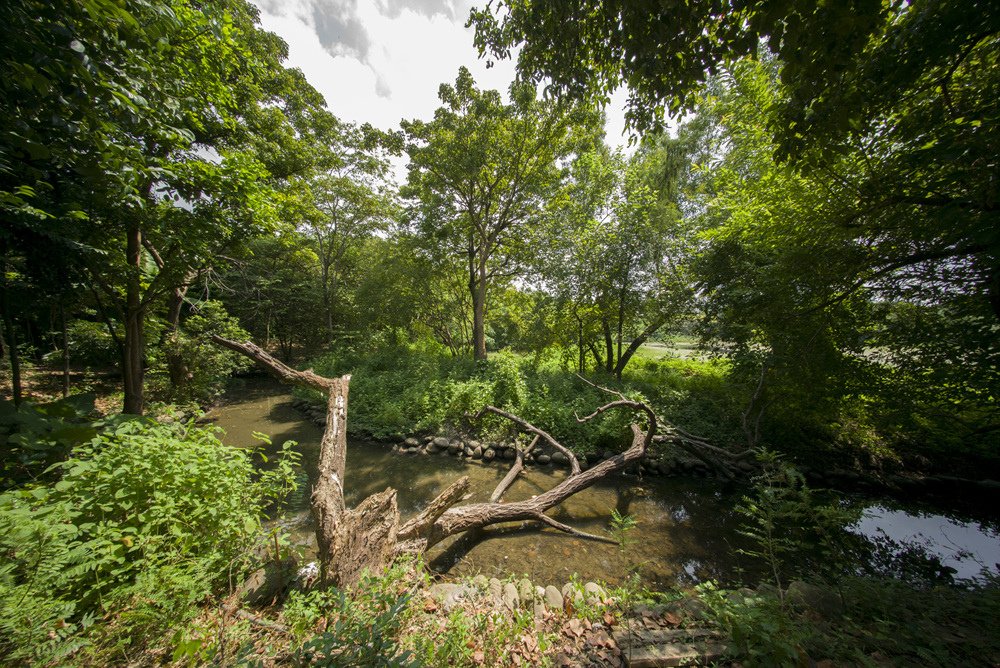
212;336;672;587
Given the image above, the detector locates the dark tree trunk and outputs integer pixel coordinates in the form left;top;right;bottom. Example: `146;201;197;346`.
602;318;614;374
472;256;488;361
122;220;144;415
613;314;668;380
166;284;191;394
575;310;585;373
1;305;21;407
588;342;604;370
60;302;69;398
1;251;22;406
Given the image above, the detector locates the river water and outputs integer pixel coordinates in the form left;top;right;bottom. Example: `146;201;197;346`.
206;378;1000;587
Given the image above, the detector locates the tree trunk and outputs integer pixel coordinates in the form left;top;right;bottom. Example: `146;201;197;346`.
602;318;614;374
472;256;488;361
123;221;144;415
575;310;585;373
164;280;195;395
1;251;22;406
60;302;69;398
210;336;676;587
321;261;334;342
1;302;21;407
613;313;668;380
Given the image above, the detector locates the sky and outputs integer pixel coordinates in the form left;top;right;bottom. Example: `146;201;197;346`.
250;0;632;179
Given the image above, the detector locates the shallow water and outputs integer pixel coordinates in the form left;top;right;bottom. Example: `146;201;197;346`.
206;378;1000;587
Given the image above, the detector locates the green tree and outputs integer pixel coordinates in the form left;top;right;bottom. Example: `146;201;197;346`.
2;0;336;413
402;67;595;360
307;123;397;342
540;140;694;378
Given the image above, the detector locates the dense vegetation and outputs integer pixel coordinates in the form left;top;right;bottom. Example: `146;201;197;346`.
1;0;998;664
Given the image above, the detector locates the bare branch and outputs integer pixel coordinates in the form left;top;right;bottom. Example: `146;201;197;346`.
474;405;581;475
575;373;627;401
531;512;617;545
210;335;336;392
490;435;540;503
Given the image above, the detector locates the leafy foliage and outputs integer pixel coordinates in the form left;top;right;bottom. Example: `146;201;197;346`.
0;419;297;664
285;560;421;667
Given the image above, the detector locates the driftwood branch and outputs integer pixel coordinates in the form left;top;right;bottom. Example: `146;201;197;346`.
531;512;618;544
211;336;668;584
490;434;540;503
475;405;581;474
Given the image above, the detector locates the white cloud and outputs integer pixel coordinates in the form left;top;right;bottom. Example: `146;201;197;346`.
250;0;632;181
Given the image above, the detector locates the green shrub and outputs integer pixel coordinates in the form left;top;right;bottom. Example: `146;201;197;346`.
284;559;423;667
0;419;297;665
0;393;100;488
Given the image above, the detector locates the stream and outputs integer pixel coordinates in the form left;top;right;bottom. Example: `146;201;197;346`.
206;378;1000;588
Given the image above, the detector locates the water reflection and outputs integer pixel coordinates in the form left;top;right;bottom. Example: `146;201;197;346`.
206;378;1000;588
206;378;760;587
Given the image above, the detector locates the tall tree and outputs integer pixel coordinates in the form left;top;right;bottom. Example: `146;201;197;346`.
307;123;397;341
541;139;694;378
402;67;594;360
2;0;336;413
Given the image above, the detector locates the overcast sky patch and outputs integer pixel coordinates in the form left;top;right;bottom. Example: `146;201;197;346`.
249;0;631;181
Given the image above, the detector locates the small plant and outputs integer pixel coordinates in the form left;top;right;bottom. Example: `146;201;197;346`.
610;508;638;552
285;559;423;667
0;418;298;665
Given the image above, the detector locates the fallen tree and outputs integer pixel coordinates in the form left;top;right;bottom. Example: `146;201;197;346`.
211;335;726;587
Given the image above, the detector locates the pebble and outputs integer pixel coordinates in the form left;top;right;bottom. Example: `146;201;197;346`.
502;582;520;610
544;585;563;611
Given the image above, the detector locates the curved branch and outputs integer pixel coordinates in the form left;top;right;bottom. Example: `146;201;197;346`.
531;512;617;545
491;434;540;503
475;405;581;475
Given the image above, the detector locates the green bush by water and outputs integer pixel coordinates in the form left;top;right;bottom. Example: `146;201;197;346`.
0;418;297;665
302;334;742;454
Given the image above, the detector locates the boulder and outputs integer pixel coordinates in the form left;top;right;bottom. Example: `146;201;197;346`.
517;578;535;606
488;577;503;603
535;453;551;465
785;580;843;618
471;446;483;460
447;441;462;455
433;436;450;448
403;437;420;448
483;448;496;462
552;451;569;466
562;582;584;606
428;583;472;611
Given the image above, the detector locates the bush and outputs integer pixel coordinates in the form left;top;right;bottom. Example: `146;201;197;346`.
66;319;120;368
302;338;740;454
150;300;252;406
0;419;297;664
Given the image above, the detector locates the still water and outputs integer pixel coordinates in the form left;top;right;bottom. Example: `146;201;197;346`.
206;378;1000;587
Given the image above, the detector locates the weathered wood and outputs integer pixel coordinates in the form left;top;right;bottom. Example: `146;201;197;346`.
211;335;667;585
424;421;656;548
397;476;471;549
622;640;728;667
330;488;400;588
490;434;540;503
210;335;336;392
475;406;581;474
